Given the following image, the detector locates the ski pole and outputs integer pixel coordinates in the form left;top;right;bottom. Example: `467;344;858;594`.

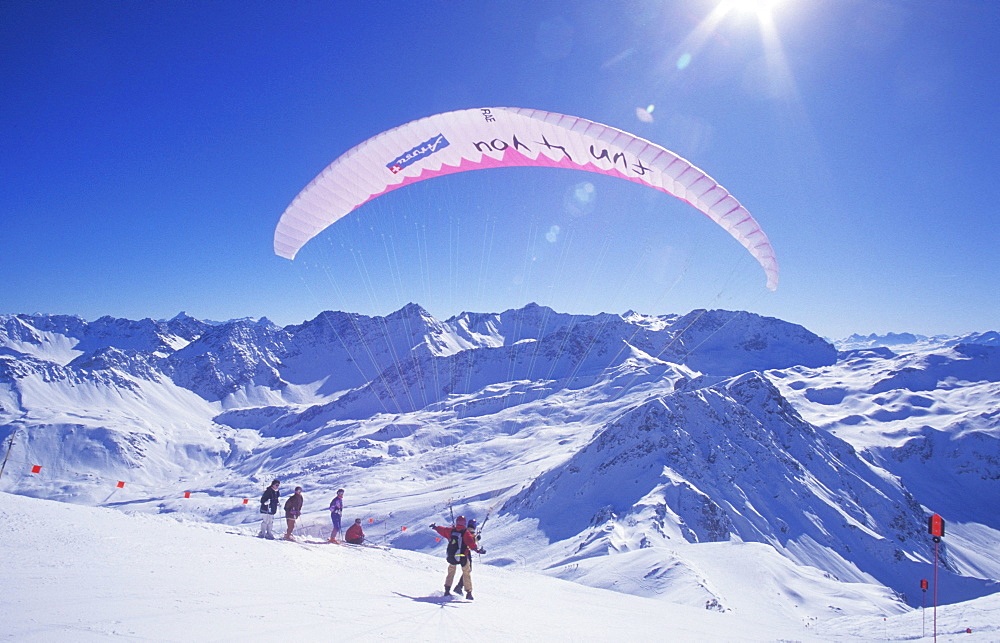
0;430;16;481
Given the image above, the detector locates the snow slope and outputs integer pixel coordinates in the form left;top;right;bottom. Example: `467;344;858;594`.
770;341;1000;586
4;491;997;642
0;492;786;641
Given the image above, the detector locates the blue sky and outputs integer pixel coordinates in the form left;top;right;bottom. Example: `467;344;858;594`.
2;0;997;338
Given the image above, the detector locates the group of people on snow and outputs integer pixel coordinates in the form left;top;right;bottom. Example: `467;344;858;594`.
258;481;485;599
257;481;364;544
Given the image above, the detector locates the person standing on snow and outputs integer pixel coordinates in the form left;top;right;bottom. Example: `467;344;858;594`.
329;488;344;543
283;486;304;541
453;518;479;595
258;479;280;539
345;518;365;545
431;515;485;600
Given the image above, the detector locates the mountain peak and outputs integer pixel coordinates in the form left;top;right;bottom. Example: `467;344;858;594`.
386;302;433;321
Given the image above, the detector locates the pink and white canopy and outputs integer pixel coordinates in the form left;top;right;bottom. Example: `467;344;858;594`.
274;107;778;290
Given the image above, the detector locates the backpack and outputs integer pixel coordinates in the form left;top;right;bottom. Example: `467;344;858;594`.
446;529;466;565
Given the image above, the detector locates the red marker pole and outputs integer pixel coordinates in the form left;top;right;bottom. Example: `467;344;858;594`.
928;514;946;643
933;539;939;642
920;579;928;638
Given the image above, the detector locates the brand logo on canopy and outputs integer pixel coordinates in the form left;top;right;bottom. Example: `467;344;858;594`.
387;134;450;173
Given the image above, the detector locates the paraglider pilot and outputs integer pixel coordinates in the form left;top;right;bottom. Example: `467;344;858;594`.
431;515;485;600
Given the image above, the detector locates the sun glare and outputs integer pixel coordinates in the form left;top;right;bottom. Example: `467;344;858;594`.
722;0;785;18
653;0;801;114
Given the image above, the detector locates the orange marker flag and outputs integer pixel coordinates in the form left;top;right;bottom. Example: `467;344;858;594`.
31;465;41;474
243;498;249;504
116;481;125;488
184;491;191;499
401;526;407;531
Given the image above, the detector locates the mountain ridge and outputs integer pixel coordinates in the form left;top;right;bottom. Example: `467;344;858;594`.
1;304;997;613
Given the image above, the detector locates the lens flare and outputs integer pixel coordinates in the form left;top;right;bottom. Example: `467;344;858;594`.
723;0;785;18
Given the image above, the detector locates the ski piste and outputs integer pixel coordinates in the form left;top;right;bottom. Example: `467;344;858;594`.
225;529;387;547
390;592;475;606
441;595;473;603
340;541;389;550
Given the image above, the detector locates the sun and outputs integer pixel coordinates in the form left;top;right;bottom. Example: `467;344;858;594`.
722;0;785;18
658;0;801;107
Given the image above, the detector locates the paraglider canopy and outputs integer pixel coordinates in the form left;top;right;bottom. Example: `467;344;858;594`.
275;107;778;291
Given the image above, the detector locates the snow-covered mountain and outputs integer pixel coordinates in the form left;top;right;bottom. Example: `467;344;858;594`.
833;330;1000;351
771;338;1000;591
1;305;997;620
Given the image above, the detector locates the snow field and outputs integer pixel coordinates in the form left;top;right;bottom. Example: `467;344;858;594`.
3;492;785;641
5;492;999;641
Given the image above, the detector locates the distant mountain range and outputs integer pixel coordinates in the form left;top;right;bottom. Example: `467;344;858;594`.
832;330;1000;350
1;305;997;615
